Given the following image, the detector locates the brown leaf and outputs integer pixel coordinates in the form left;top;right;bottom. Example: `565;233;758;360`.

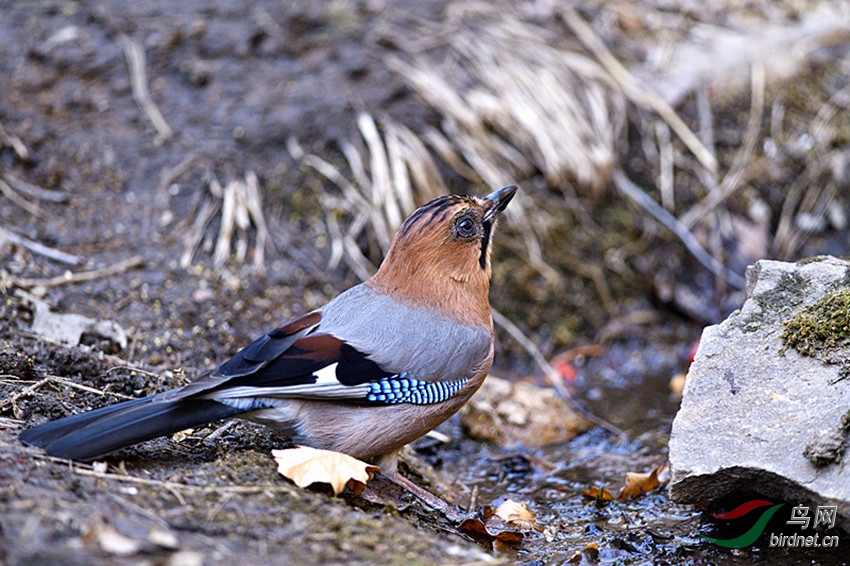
582;486;614;502
458;515;526;548
458;500;537;548
617;461;669;500
568;542;599;564
272;446;379;496
358;477;412;511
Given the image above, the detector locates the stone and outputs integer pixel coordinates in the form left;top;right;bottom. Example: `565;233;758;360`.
669;256;850;530
461;376;592;447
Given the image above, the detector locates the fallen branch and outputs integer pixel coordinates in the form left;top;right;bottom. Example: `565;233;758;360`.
9;255;144;290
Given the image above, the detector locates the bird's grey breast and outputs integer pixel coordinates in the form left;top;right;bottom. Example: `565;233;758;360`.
319;284;491;381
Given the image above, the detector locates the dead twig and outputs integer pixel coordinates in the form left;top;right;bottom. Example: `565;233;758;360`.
0;374;135;414
0;227;82;265
0;120;29;160
116;34;173;143
3;174;69;203
212;172;269;271
102;365;164;381
305;113;444;278
61;462;301;497
156;154;197;205
491;308;625;438
180;172;269;272
0;177;43;217
612;170;745;289
180;196;220;268
9;255;144;290
655;121;675;211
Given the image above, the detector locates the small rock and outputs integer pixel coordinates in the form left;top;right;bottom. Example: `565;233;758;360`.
803;411;850;467
462;376;591;447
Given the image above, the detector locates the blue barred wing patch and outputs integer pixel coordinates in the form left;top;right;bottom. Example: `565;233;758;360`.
365;375;467;405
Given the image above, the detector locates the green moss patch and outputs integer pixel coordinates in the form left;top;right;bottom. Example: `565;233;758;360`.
782;288;850;358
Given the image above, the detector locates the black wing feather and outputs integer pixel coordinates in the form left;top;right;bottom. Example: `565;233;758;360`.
336;343;394;385
20;394;243;461
20;309;396;461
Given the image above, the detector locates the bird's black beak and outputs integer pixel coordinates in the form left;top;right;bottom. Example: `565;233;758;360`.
482;185;518;223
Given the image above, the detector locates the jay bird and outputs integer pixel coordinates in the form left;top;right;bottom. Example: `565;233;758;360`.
21;185;517;476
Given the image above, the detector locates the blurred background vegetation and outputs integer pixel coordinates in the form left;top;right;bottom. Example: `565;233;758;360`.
1;0;849;372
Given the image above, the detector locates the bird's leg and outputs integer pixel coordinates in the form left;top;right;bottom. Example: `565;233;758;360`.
383;471;455;515
373;451;461;518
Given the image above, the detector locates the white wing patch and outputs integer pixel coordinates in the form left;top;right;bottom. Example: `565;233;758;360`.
206;361;372;409
313;362;339;385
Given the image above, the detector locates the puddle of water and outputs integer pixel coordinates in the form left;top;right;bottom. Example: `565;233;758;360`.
433;337;849;564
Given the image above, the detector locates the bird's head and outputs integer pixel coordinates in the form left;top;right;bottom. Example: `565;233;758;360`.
368;185;517;326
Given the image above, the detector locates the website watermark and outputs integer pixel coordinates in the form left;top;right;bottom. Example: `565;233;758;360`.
769;504;840;548
768;532;839;548
701;500;840;549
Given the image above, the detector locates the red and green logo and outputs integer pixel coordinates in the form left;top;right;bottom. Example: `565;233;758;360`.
701;500;785;548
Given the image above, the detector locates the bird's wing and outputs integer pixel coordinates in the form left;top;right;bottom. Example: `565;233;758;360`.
317;284;493;383
168;289;481;408
161;310;323;400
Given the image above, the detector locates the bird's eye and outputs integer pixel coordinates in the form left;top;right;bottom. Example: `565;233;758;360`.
456;217;476;238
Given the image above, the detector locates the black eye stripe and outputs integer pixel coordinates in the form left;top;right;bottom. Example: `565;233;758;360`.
478;220;492;269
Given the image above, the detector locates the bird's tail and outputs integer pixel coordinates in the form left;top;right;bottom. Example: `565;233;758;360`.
19;394;244;461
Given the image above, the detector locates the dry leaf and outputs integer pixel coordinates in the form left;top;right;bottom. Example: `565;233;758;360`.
171;428;194;443
30;299;127;349
568;542;600;564
458;516;525;548
582;486;614;502
358;477;412;511
617;461;669;500
458;499;538;548
494;499;537;530
272;446;379;496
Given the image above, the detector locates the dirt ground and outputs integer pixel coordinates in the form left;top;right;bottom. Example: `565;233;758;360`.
2;1;850;565
0;3;506;564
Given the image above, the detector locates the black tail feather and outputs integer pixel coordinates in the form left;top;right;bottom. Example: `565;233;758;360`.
20;394;244;461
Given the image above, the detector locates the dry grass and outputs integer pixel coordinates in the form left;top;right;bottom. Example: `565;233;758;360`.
301;113;445;280
303;0;850;349
177;171;270;276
